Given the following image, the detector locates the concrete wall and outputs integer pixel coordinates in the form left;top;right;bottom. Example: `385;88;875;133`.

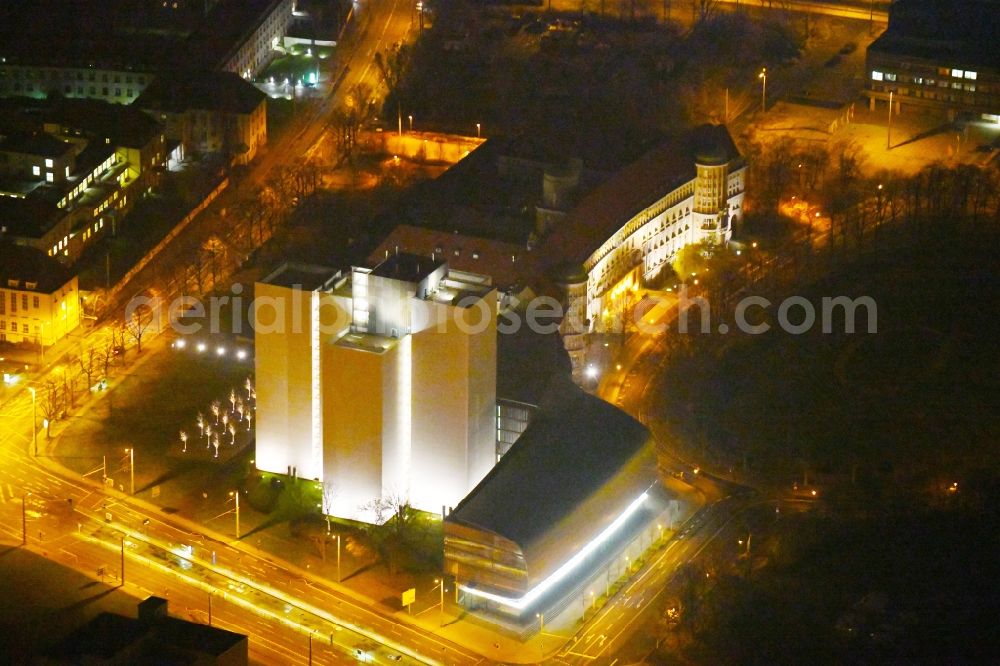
364;131;485;165
253;281;315;480
322;342;389;518
409;295;496;514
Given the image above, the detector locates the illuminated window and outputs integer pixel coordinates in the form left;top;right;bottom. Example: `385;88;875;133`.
885;73;897;82
952;69;964;77
46;172;53;182
32;165;40;176
871;71;884;81
45;158;53;168
965;71;977;80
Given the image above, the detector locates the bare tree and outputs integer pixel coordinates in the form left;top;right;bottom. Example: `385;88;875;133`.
78;346;99;388
693;0;719;22
360;493;421;574
373;45;408;98
39;381;63;437
321;481;337;533
124;304;153;354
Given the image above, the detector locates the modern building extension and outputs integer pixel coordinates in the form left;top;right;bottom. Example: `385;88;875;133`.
445;377;680;633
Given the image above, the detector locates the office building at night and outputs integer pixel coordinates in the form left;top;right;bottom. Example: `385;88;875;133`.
0;100;167;263
134;71;267;165
255;254;497;519
864;0;1000;123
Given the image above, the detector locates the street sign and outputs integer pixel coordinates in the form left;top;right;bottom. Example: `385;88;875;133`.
401;587;415;610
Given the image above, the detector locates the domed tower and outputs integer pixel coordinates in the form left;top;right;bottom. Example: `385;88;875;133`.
692;138;732;245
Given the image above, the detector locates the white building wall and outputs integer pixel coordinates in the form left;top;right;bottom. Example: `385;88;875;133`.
254;282;316;479
322;342;390;519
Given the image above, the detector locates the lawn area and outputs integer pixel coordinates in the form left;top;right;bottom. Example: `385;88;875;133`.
55;341;252;499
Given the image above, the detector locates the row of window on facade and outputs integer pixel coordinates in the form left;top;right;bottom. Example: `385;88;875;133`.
0;321;37;334
47;218;106;257
872;68;978;83
0;68;146;84
0;291;43;314
0;82;138;98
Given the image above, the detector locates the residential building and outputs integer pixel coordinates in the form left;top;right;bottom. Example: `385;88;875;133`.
135;71;267;165
254;254;497;519
865;0;1000;123
0;243;79;346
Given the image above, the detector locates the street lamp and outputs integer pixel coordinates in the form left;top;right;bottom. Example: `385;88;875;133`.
536;611;544;633
476;122;481;138
229;490;240;539
28;387;36;456
758;68;767;113
434;578;445;626
886;90;894;149
125;447;134;495
408;114;413;132
334;533;341;582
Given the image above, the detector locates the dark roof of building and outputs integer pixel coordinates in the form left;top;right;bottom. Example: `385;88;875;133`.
0;0;279;72
48;610;246;663
0;243;74;292
134;71;265;115
0;197;64;239
260;262;341;291
369;226;537;291
0;131;73;159
496;316;573;406
370;251;445;283
870;0;1000;69
540;124;741;267
185;0;288;71
46;99;163;149
449;380;654;567
387;124;659;247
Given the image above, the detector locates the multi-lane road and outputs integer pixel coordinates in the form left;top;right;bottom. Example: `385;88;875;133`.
0;0;489;663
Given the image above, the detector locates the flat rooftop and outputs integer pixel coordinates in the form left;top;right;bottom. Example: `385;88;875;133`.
260;263;340;291
333;330;398;354
370;251;445;284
